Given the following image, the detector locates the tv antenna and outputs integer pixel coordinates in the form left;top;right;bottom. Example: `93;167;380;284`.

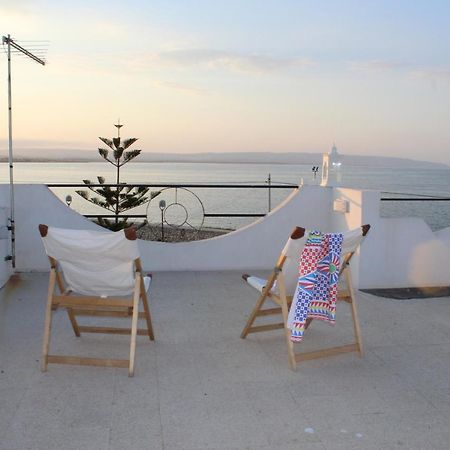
2;35;48;268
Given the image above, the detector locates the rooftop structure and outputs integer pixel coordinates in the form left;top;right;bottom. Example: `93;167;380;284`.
1;178;450;448
1;271;450;449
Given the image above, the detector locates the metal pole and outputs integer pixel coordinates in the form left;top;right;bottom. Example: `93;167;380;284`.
267;173;272;212
159;200;166;241
6;35;16;267
2;35;46;268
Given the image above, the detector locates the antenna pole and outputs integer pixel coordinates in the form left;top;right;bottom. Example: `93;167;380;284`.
6;35;15;267
2;35;46;268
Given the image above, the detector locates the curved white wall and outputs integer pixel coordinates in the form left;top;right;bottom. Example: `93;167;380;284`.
140;184;332;271
0;184;332;273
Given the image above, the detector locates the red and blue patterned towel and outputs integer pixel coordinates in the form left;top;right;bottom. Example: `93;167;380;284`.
288;231;343;342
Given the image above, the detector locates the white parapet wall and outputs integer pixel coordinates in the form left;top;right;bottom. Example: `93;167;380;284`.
333;187;450;289
1;183;449;289
0;183;333;274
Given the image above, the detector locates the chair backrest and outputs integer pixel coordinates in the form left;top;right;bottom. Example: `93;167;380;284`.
39;225;140;297
279;225;369;295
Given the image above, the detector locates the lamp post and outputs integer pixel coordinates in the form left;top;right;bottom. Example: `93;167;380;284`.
267;173;272;212
159;200;166;241
312;166;319;180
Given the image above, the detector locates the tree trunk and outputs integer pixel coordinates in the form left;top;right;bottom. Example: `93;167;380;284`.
115;163;120;225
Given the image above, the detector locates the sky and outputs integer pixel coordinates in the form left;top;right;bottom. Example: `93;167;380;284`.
0;0;450;164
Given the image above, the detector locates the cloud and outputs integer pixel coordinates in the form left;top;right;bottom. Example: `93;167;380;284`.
88;20;128;40
409;67;450;81
152;80;210;95
152;49;313;74
348;59;450;87
409;67;450;90
0;0;32;14
348;59;412;72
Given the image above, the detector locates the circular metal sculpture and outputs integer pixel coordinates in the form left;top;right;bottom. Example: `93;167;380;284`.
146;187;205;241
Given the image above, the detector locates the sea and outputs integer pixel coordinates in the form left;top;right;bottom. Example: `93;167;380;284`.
1;162;449;231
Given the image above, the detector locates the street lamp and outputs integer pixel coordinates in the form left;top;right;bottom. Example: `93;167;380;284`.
159;200;166;241
312;166;319;180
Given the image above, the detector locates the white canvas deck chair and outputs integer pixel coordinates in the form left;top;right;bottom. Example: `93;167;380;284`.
39;224;154;376
240;224;370;370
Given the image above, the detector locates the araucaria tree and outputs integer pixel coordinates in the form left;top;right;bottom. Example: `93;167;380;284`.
77;123;157;231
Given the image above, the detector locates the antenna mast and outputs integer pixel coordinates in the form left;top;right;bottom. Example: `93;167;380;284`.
2;35;47;268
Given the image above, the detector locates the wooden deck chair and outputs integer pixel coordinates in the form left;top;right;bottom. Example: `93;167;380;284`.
240;224;370;370
39;224;155;377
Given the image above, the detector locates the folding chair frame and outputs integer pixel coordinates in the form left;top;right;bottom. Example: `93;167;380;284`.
240;225;370;370
39;224;155;377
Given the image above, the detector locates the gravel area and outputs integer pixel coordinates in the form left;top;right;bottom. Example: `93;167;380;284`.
135;222;230;242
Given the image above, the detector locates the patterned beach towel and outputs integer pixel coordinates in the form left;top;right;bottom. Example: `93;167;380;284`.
287;231;343;342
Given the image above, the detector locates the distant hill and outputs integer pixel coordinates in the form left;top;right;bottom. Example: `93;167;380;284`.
0;148;448;169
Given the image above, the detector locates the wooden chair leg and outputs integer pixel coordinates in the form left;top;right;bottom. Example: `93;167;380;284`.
128;277;141;377
278;273;297;370
345;268;363;356
55;270;65;293
140;278;155;341
41;269;56;372
66;308;81;337
241;271;279;338
240;290;269;339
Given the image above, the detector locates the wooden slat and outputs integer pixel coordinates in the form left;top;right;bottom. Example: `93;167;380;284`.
73;309;146;318
55;270;65;293
78;326;149;336
304;317;313;331
267;294;293;307
346;267;364;357
140;275;155;341
338;290;350;297
294;344;359;362
53;296;133;308
247;323;285;333
41;269;56;372
128;276;141;377
47;355;129;368
67;308;81;337
256;307;282;316
267;294;282;306
277;272;297;371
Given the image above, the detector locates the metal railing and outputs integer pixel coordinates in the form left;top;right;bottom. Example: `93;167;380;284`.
381;191;450;202
380;192;450;231
46;185;450;231
46;182;298;220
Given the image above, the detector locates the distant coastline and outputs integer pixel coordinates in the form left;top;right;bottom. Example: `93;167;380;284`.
0;151;448;169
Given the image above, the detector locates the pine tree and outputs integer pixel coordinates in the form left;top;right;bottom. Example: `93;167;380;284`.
76;122;158;231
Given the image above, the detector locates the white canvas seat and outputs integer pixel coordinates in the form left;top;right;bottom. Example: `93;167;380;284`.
39;224;155;376
240;225;370;370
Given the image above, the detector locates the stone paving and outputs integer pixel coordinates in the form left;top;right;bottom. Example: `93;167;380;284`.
1;271;450;450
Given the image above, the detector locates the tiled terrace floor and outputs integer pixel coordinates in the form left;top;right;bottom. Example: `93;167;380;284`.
1;271;450;450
